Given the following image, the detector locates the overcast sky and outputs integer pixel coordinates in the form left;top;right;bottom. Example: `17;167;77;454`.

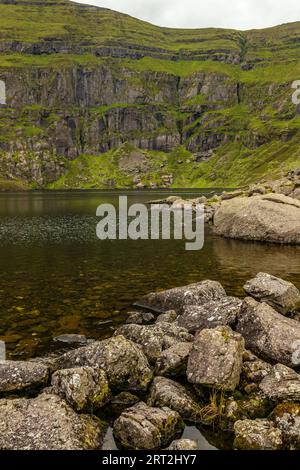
74;0;300;30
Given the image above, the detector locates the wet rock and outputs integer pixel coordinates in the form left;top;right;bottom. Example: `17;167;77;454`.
115;323;193;363
53;334;88;346
155;310;178;323
259;364;300;402
126;311;155;325
187;326;244;391
57;335;153;392
0;392;106;450
113;401;184;450
233;419;283;450
138;280;226;314
0;360;49;393
236;297;300;367
270;403;300;449
148;377;204;424
155;342;192;377
177;296;242;333
166;439;198;450
244;273;300;315
51;366;110;412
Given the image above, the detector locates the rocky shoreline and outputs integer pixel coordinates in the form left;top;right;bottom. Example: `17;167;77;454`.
1;272;300;450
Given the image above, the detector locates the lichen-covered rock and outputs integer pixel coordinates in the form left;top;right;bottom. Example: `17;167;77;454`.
259;364;300;402
177;297;242;333
223;393;272;428
242;356;273;385
51;366;110;412
155;310;178;323
187;326;244;391
148;377;204;423
270;403;300;449
113;401;184;450
138;280;226;314
0;392;106;450
126;311;155;325
57;336;153;392
0;360;49;393
110;391;140;415
236;297;300;367
166;439;198;450
244;273;300;315
233;419;283;450
115;323;193;363
155;342;192;377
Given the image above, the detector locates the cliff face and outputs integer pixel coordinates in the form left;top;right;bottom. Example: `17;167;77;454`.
0;0;300;188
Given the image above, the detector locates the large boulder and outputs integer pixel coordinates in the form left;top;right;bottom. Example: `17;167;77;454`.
270;403;300;450
113;402;184;450
115;323;193;363
187;326;244;391
0;361;49;393
244;273;300;315
148;377;204;424
214;194;300;244
233;419;283;450
236;297;300;368
51;367;110;412
154;342;192;377
0;392;106;450
137;280;226;314
177;297;242;333
259;364;300;402
57;336;153;392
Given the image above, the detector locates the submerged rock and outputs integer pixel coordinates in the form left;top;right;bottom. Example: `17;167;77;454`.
138;280;226;314
51;366;110;412
53;334;88;346
166;439;198;450
233;419;283;450
177;296;242;333
0;360;49;393
0;392;106;450
155;342;192;377
259;364;300;402
126;311;155;325
244;273;300;315
113;401;184;450
148;377;204;424
187;326;244;391
270;403;300;449
236;297;300;368
57;335;153;392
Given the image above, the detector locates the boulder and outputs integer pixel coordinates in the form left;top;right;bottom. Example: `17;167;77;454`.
177;297;242;333
244;273;300;315
51;366;110;412
0;360;49;393
126;311;155;325
57;336;153;392
270;403;300;449
166;439;198;450
214;193;300;244
115;323;193;363
137;280;226;314
113;402;184;450
259;364;300;402
187;326;244;391
148;377;204;423
155;342;192;377
236;297;300;367
233;419;283;450
0;392;106;450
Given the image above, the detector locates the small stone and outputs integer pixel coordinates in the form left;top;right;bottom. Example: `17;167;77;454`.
155;310;177;323
155;342;192;377
259;364;300;402
270;403;300;449
126;311;155;325
166;439;198;450
233;419;283;450
53;334;88;346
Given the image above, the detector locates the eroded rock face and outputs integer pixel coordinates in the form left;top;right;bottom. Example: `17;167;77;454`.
214;194;300;244
233;419;283;450
259;364;300;402
270;403;300;450
138;280;226;314
236;297;300;367
115;323;193;363
51;366;110;412
57;336;153;392
0;392;106;450
0;360;49;393
244;273;300;315
177;297;242;333
166;439;198;450
113;402;184;450
155;342;192;377
187;326;244;391
148;377;204;424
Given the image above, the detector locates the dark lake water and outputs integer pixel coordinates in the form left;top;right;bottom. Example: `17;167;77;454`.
1;190;300;361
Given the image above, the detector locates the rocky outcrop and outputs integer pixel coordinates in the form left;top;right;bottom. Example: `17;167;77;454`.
259;364;300;402
0;360;49;393
233;419;283;450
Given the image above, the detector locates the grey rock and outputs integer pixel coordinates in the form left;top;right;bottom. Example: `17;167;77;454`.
0;360;49;393
259;364;300;402
53;334;88;346
126;311;155;325
155;342;193;377
233;419;283;450
242;357;272;385
155;310;178;323
270;403;300;449
166;439;198;450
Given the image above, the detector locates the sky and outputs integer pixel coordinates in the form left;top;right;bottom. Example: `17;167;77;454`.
74;0;300;30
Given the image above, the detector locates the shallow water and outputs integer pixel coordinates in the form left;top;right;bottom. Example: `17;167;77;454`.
0;190;300;360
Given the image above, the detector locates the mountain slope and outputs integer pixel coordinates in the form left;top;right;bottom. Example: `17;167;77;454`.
0;0;299;189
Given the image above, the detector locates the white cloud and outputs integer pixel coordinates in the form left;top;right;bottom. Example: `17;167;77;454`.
74;0;300;30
